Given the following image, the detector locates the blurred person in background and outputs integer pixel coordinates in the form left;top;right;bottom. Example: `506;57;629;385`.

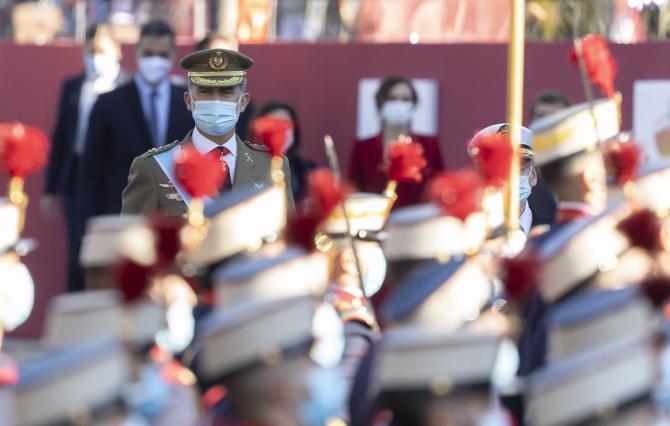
196;32;253;139
348;75;444;208
523;90;574;227
196;32;239;51
79;20;193;261
529;90;572;122
42;23;128;293
254;101;316;202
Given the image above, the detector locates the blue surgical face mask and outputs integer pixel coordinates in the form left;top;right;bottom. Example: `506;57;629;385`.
191;98;240;136
298;367;346;426
519;175;532;204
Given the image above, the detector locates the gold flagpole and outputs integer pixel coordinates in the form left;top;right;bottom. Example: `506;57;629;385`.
504;0;525;232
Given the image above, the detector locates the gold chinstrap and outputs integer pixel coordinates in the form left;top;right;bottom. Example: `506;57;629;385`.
8;177;27;233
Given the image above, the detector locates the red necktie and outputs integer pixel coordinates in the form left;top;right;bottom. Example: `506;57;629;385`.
209;146;232;193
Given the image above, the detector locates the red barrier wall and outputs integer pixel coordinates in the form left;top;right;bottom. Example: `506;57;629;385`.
1;40;670;337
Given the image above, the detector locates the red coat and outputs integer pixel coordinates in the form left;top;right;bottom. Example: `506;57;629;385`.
347;134;444;208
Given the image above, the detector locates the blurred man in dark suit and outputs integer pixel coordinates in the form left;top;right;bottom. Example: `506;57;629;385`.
79;20;194;257
42;24;127;292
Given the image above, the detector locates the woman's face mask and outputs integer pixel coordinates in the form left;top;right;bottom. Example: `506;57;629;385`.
381;100;413;126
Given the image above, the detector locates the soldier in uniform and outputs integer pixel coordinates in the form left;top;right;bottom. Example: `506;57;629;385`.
121;48;294;217
468;123;553;233
515;98;620;376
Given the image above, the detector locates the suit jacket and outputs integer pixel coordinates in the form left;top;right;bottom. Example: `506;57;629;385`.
45;75;85;195
79;79;194;226
121;132;295;217
348;134;444;208
45;73;128;195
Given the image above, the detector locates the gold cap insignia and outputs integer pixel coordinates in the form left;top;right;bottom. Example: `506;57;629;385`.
209;51;227;71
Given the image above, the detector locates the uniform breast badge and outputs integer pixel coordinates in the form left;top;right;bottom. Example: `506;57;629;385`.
165;193;184;202
244;152;253;164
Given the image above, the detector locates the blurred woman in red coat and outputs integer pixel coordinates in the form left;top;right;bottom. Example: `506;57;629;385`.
348;75;444;208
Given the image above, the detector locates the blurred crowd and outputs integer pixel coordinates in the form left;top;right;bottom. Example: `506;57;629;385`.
4;0;670;44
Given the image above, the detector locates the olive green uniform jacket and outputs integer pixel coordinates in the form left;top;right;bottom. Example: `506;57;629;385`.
121;132;295;217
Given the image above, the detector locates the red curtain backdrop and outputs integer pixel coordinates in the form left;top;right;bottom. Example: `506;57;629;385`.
1;40;669;337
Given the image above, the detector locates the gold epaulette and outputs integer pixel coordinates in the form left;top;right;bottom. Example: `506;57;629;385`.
140;139;182;158
243;140;270;153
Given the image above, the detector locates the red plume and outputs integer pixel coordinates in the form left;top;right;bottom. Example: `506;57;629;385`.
149;215;184;271
617;209;663;252
603;139;642;186
117;259;152;302
286;168;352;250
285;213;323;250
305;168;351;218
640;276;670;309
501;251;539;303
252;116;293;157
468;130;513;188
427;170;485;221
0;122;49;178
116;215;185;302
385;140;427;183
202;385;228;410
0;353;18;385
570;35;618;98
174;145;224;198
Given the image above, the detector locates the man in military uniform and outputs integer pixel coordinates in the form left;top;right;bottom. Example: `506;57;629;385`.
121;48;294;217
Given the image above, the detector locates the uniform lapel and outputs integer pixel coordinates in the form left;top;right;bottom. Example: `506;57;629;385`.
67;76;85;147
233;137;264;191
69;76;85;110
152;132;198;208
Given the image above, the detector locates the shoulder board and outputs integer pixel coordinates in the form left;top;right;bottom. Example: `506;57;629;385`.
529;224;551;238
243;140;270;152
140;140;181;158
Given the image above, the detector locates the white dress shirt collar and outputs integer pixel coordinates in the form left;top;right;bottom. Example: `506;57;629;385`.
519;201;533;235
191;127;237;156
191;127;238;183
133;73;170;96
133;74;171;147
